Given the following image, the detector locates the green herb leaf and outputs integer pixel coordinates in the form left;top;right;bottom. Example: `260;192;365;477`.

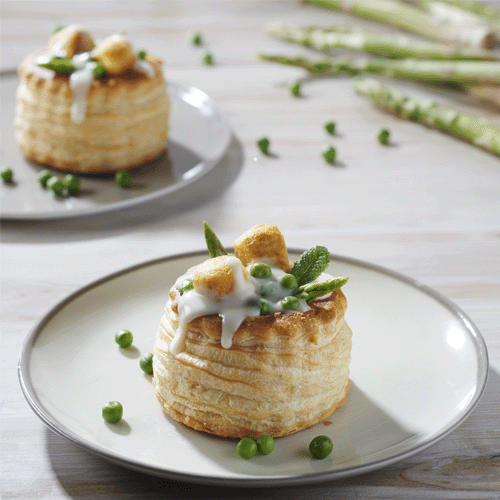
92;61;107;78
38;57;76;74
290;246;330;286
294;276;349;303
203;221;228;258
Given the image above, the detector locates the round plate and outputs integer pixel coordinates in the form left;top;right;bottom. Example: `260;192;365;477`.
18;251;488;487
0;73;231;220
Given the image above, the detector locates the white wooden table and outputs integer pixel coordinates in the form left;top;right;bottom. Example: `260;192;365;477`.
1;1;499;498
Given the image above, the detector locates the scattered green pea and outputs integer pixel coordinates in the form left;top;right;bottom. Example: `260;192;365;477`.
289;80;301;97
321;144;336;164
115;170;131;188
63;174;80;195
259;300;270;316
250;262;272;279
115;329;133;348
256;434;274;455
178;278;194;294
191;32;203;46
309;435;333;459
281;295;300;311
377;128;390;145
256;136;270;155
46;176;65;196
1;167;14;184
258;282;277;298
137;50;147;60
38;169;53;188
237;438;257;459
102;401;123;424
140;353;154;375
324;121;336;135
92;61;107;79
202;52;213;65
280;274;298;290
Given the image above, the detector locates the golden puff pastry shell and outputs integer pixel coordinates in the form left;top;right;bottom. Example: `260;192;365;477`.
153;287;352;438
14;52;169;173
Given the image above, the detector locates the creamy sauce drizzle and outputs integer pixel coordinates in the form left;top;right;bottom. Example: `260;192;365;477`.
169;257;332;355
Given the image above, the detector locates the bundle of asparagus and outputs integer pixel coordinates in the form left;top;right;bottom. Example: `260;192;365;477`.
266;22;498;60
299;0;497;48
354;77;500;156
419;0;500;20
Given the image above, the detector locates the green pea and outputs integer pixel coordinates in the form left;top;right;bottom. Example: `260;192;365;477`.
259;300;270;316
47;176;64;196
250;262;272;279
115;170;131;188
63;174;80;195
289;80;301;97
256;136;270;155
38;169;52;188
202;52;213;65
92;61;107;79
309;435;333;459
258;282;277;298
237;438;257;459
137;50;147;60
1;167;14;184
377;128;390;145
280;274;298;290
281;296;300;311
324;121;336;135
177;278;194;294
140;353;154;375
256;434;274;455
191;32;203;46
115;329;133;348
321;145;336;164
102;401;123;424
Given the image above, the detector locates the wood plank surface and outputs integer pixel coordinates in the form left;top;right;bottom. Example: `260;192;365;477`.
1;1;499;498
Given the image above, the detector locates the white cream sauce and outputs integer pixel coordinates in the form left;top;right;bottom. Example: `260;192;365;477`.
169;257;333;355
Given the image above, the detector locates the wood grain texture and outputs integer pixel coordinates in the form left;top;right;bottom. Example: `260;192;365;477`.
1;0;499;498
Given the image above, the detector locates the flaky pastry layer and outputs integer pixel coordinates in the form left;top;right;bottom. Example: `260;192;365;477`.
153;287;352;438
14;52;169;173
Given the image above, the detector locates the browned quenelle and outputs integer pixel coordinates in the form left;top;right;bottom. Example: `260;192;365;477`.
234;223;290;271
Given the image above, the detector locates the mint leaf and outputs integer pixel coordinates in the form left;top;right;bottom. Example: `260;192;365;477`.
295;276;349;303
203;221;228;258
290;246;330;286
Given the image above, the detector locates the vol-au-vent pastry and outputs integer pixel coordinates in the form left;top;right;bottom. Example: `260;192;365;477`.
15;26;169;173
153;223;352;439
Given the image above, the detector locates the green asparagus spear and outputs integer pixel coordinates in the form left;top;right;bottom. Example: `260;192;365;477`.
299;0;496;48
266;22;498;61
354;76;500;157
258;53;500;85
413;0;500;24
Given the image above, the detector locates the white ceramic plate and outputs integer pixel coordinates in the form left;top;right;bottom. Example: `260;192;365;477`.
0;72;231;220
18;251;488;487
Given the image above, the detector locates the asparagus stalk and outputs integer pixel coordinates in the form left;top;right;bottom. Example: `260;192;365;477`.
413;0;500;23
354;76;500;156
258;53;500;85
413;0;500;35
299;0;496;48
266;22;498;60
